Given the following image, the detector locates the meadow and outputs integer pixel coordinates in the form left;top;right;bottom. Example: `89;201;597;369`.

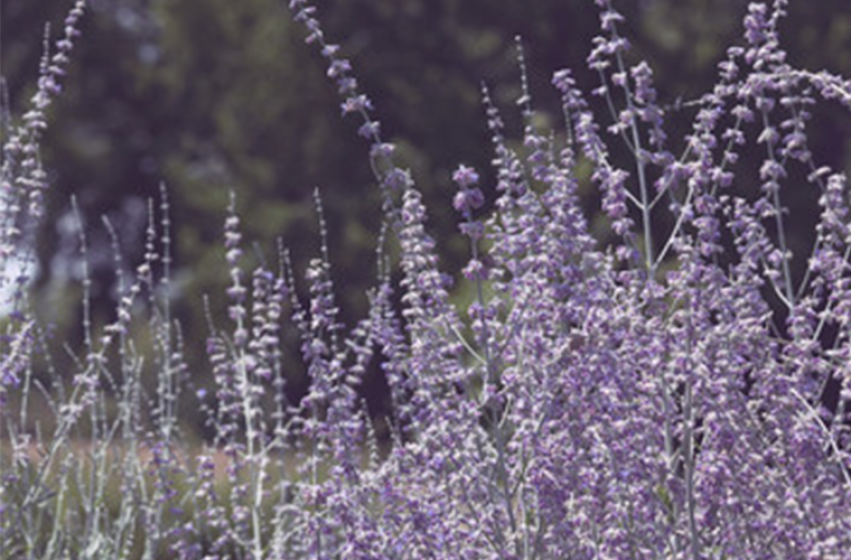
2;0;851;558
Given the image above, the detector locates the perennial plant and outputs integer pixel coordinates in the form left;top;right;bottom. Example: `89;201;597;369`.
1;0;850;558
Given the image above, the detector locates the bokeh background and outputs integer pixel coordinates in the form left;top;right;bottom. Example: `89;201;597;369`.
3;0;851;435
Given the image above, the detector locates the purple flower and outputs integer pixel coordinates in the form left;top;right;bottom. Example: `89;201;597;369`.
451;188;484;214
451;165;480;188
341;94;373;115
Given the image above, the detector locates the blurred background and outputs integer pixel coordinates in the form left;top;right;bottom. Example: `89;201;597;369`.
2;0;850;435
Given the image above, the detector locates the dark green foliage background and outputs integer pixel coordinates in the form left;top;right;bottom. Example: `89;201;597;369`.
2;0;850;427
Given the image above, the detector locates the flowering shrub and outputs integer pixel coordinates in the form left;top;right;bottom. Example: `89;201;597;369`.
2;0;851;558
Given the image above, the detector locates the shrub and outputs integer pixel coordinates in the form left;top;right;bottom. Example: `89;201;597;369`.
2;0;851;558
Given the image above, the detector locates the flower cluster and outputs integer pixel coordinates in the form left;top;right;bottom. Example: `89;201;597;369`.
3;1;851;559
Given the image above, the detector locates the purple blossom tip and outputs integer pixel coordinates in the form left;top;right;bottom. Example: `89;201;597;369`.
452;165;480;188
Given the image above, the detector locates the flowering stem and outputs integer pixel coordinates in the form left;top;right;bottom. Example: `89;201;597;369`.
760;108;795;308
607;8;655;272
